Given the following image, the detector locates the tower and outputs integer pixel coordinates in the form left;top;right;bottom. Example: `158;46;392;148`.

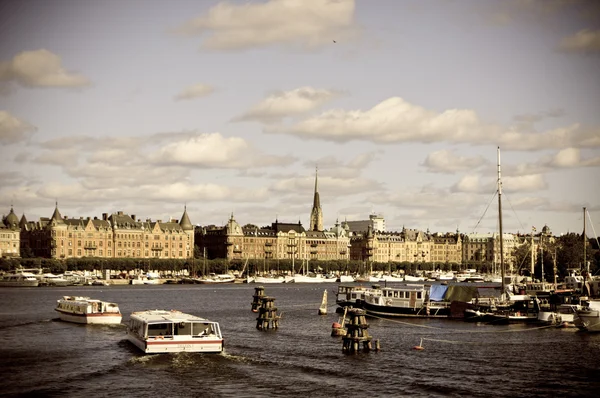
309;168;323;232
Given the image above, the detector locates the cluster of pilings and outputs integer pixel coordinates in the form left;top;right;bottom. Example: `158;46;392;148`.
342;308;379;353
251;286;265;312
256;296;280;330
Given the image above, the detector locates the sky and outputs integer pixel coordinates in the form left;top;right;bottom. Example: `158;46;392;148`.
1;0;599;237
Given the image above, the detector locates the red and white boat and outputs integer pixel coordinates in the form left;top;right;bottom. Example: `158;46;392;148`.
55;296;122;324
127;310;224;354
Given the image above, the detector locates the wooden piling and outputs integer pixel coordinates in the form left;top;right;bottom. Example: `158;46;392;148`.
342;308;375;353
256;296;280;330
251;286;265;312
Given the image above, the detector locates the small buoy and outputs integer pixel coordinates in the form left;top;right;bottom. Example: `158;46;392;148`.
332;322;342;329
413;338;425;350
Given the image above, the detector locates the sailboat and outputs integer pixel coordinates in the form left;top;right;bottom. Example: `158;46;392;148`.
574;207;600;332
464;148;539;324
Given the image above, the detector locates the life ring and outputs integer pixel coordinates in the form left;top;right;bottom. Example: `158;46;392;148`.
385;299;393;306
158;335;164;340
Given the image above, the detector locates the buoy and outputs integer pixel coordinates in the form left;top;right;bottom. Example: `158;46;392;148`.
413;338;425;350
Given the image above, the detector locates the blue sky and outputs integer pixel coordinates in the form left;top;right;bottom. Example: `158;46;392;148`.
1;0;599;236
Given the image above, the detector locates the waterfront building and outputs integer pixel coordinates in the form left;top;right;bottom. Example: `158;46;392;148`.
348;226;462;266
1;206;20;258
195;214;350;263
462;232;519;273
19;204;193;260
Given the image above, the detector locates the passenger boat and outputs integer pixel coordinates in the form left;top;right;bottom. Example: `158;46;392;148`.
0;271;40;287
574;299;600;332
127;310;224;354
55;296;122;324
361;284;451;318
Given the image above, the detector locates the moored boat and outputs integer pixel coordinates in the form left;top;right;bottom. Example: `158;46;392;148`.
197;273;235;284
574;299;600;332
126;309;223;354
361;284;451;318
55;296;122;324
0;271;40;287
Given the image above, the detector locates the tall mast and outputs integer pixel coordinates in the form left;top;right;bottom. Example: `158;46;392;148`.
498;147;505;295
583;206;587;274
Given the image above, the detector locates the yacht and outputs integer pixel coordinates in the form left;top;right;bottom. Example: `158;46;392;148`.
574;299;600;332
0;271;39;287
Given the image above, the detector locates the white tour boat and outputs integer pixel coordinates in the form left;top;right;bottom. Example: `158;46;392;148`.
574;299;600;332
55;296;122;324
127;309;224;354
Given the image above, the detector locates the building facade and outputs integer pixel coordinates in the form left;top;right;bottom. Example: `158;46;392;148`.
20;205;194;260
195;215;350;264
1;207;20;258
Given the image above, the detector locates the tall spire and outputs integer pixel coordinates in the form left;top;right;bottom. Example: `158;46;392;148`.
309;167;323;231
179;205;193;231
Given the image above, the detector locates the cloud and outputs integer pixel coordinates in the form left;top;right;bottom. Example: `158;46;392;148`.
0;49;90;89
273;96;598;150
271;173;382;197
558;29;600;54
421;149;488;174
451;173;546;194
235;87;341;123
175;0;358;50
513;147;600;174
152;132;295;168
174;83;215;101
0;111;37;144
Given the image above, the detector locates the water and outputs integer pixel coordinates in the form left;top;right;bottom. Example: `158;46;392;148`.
1;284;599;397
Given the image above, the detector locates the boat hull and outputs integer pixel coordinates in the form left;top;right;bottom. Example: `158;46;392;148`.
55;309;122;325
127;334;223;354
362;301;450;318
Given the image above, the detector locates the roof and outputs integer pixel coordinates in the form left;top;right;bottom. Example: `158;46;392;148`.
130;310;213;324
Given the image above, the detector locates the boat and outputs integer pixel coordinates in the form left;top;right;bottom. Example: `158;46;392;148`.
361;284;451;318
335;284;374;312
465;295;540;324
38;273;71;287
575;299;600;332
55;296;122;324
254;275;286;284
126;309;224;354
338;274;355;283
197;273;235;284
0;271;40;287
318;289;328;315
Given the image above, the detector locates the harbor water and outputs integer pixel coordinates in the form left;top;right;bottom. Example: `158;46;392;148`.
1;284;599;397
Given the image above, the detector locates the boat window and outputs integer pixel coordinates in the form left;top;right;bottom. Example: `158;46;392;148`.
393;291;398;298
148;323;171;337
194;322;214;336
176;322;192;336
417;292;422;299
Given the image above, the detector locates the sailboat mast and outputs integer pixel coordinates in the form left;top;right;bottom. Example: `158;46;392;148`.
498;147;505;294
583;206;588;274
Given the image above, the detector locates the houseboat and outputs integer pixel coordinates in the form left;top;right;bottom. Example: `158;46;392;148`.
127;309;224;354
55;296;122;324
361;284;451;318
335;284;375;313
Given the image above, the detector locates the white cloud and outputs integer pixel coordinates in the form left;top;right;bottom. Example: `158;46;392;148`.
235;87;340;122
451;175;482;193
512;148;600;175
274;96;598;150
174;83;215;101
0;49;90;89
0;110;37;144
175;0;358;50
422;149;488;174
153;132;295;168
558;29;600;54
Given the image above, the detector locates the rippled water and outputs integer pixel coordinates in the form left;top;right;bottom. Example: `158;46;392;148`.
1;284;599;397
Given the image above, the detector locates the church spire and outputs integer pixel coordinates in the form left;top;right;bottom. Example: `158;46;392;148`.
309;167;323;231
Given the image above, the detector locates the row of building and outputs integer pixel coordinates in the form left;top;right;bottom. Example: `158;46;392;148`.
1;172;553;273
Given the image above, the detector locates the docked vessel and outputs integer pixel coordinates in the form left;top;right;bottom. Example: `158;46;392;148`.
574;299;600;332
127;309;224;354
197;273;235;284
361;284;451;318
0;271;40;287
55;296;122;324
